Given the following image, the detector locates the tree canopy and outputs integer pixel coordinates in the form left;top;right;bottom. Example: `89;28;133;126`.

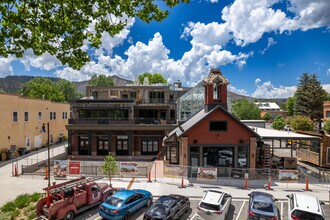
294;73;328;120
88;74;114;87
285;97;295;116
137;73;167;85
19;77;81;102
262;112;271;121
0;0;188;69
290;115;313;131
100;153;118;187
271;115;286;130
231;99;261;120
19;77;65;102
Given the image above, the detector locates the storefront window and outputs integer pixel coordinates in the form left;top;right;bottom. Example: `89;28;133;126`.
203;147;233;167
238;146;248;168
141;140;159;155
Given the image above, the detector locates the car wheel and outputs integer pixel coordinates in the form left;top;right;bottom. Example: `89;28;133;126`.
63;210;74;220
122;212;129;220
146;198;152;207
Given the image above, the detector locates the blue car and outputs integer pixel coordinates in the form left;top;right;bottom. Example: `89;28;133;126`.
99;189;153;220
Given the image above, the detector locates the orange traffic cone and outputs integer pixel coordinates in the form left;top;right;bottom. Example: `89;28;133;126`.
266;177;272;190
304;177;311;191
44;165;49;180
179;177;185;188
13;163;18;177
147;171;152;183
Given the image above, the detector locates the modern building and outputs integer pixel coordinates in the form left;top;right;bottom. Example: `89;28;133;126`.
66;82;188;160
163;69;260;168
256;102;288;120
0;93;69;158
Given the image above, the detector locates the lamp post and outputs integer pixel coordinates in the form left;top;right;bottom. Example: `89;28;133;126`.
42;123;50;188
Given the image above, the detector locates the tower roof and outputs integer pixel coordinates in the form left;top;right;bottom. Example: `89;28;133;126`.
203;68;229;85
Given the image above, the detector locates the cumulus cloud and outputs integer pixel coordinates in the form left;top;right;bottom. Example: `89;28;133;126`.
20;49;61;71
323;84;330;93
260;38;277;54
327;68;330;76
228;85;248;96
252;81;297;98
0;56;15;77
255;78;261;85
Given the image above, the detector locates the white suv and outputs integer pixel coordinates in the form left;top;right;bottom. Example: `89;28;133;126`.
286;193;326;220
197;189;232;220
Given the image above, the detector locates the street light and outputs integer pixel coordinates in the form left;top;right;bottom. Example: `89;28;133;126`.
42;123;50;188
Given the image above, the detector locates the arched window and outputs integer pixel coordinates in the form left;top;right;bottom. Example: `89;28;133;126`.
213;84;220;100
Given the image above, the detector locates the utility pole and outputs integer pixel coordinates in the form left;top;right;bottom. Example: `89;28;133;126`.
47;122;50;188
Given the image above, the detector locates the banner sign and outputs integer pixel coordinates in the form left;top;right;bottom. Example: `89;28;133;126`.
120;162;138;177
53;160;67;178
164;165;187;178
68;161;81;175
279;170;298;183
197;167;217;181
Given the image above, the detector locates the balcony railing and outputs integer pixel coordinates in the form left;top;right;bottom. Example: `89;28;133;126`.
68;118;177;125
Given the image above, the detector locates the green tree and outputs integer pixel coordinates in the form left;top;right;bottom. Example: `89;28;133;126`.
294;73;327;120
286;97;295;116
138;73;167;85
100;154;118;187
0;1;188;69
290;115;313;131
55;79;82;101
18;77;65;102
231;99;261;120
323;120;330;134
271;115;286;130
262;112;271;121
88;74;114;87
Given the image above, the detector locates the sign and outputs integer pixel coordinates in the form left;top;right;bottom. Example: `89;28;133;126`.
279;170;298;183
68;161;81;175
164;165;187;178
120;162;138;177
53;160;67;178
197;167;217;181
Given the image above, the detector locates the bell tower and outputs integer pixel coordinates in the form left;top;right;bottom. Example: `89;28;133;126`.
203;68;229;112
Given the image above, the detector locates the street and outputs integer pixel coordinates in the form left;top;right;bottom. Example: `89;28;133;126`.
76;198;330;220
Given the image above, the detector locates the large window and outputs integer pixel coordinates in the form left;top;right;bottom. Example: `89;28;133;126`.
38;112;42;121
142;140;159;155
238;146;248;168
209;121;227;131
24;112;29;122
97;135;109;155
78;136;89;155
213;84;220;100
326;111;330;118
13;112;18;122
203;147;233;167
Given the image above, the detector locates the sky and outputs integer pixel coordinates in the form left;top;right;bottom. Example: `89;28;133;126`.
0;0;330;98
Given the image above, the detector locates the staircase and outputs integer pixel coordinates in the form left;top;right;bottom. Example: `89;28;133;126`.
263;145;271;176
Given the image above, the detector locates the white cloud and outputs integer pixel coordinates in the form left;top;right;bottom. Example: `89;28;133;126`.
209;0;218;3
20;49;61;71
327;68;330;76
260;37;277;54
252;81;297;98
228;85;248;96
0;56;15;77
323;84;330;93
255;78;261;85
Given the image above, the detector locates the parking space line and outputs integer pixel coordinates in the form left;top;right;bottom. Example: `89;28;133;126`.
281;201;283;220
189;213;198;220
235;200;246;220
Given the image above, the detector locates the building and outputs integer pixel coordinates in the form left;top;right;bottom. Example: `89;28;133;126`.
163;69;260;168
323;101;330;121
256;102;288;120
0;93;69;158
66;82;188;160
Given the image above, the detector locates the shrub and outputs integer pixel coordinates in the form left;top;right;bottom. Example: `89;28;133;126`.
1;201;16;212
324;120;330;134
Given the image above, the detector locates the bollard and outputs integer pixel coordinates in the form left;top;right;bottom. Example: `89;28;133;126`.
44;165;49;180
244;178;249;190
179;177;185;189
13;163;18;177
147;171;152;183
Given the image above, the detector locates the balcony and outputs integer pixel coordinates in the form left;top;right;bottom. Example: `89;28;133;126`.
68;118;177;125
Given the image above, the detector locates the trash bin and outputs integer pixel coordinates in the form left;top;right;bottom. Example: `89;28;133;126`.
7;150;13;160
18;147;26;156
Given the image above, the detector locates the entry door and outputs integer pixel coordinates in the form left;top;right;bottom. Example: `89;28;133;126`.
169;146;178;164
116;136;129;155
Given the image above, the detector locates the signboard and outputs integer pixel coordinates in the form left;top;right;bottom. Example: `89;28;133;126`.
53;160;67;178
68;161;81;175
279;170;298;183
164;165;187;178
197;167;217;181
120;162;138;177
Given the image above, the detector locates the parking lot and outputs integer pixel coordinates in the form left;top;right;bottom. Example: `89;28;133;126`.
79;198;330;220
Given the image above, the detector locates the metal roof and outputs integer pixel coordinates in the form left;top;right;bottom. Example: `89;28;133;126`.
249;126;320;140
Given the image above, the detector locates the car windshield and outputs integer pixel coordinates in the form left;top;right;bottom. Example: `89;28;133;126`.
253;201;273;213
292;210;324;220
200;202;220;211
105;196;123;207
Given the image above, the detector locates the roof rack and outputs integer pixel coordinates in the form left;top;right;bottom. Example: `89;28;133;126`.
43;176;104;194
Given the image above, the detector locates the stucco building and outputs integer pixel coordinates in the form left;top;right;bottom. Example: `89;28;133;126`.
0;93;69;157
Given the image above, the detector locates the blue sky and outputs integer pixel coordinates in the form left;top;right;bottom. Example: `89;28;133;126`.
0;0;329;98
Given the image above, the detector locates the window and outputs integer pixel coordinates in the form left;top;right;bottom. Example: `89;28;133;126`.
50;112;56;120
209;121;227;131
213;84;220;100
326;111;330;118
142;140;159;155
327;148;330;165
62;112;67;119
13;112;18;122
53;112;56;120
24;112;29;122
38;112;42;120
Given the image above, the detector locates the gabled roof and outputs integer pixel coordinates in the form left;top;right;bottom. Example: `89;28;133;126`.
165;105;259;140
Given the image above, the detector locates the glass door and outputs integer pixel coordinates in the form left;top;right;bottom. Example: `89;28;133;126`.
169;146;178;164
116;135;128;155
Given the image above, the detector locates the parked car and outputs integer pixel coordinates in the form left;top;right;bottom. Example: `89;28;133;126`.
248;191;279;220
286;193;326;220
99;189;152;220
196;189;232;220
143;194;190;220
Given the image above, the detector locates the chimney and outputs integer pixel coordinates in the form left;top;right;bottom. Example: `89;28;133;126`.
203;68;229;112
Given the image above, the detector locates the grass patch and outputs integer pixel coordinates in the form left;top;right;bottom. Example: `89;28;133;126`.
30;192;42;202
28;212;37;219
11;209;20;218
0;201;16;212
14;194;30;209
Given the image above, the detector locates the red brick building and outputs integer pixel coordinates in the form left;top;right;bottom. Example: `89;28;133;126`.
163;69;259;169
